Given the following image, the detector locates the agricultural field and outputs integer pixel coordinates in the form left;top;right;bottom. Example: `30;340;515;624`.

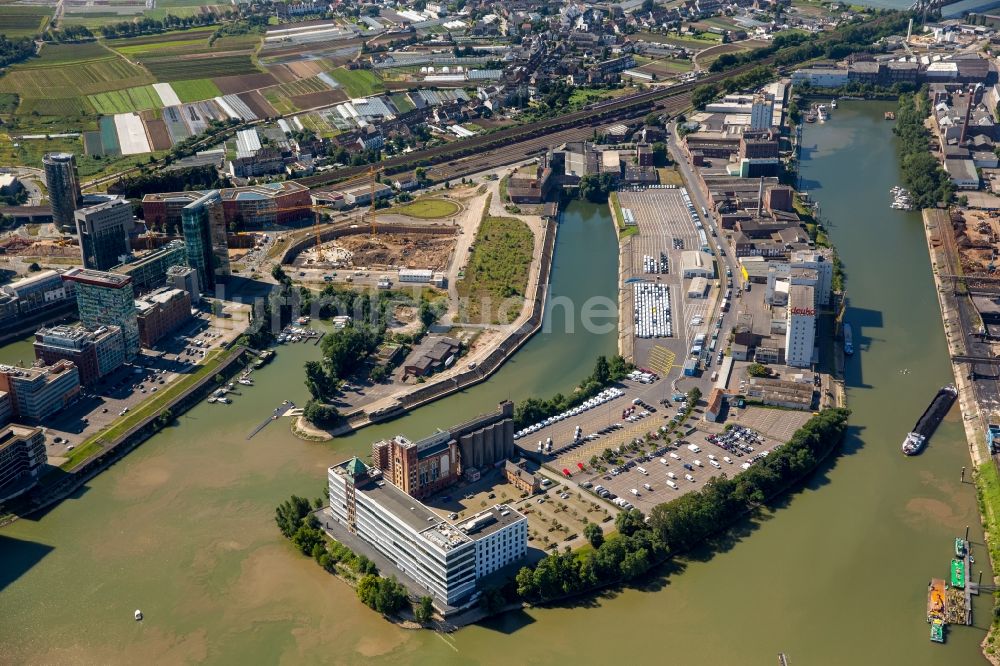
275;76;333;98
0;5;53;37
17;97;95;118
88;85;162;115
170;78;222;103
328;67;383;98
262;88;296;115
636;30;722;48
390;92;415;113
635;57;694;78
0;45;153;99
140;53;260;81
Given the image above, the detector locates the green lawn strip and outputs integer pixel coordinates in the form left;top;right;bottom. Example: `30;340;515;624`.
60;351;225;471
611;191;638;239
392;198;460;219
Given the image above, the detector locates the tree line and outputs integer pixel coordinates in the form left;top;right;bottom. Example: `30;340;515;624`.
0;35;35;69
514;355;633;428
514;408;850;604
893;90;954;209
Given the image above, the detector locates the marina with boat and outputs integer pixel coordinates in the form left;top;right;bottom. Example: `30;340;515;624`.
890;186;913;211
925;535;979;643
901;385;957;455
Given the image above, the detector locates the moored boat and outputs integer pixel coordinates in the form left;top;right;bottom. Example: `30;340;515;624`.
844;323;854;355
902;386;957;455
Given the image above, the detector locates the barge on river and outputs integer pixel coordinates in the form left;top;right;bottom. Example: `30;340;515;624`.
901;386;957;455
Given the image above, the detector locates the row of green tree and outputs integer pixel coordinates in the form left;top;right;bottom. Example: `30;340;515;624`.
275;494;430;620
97;12;232;39
514;408;850;604
893;91;955;209
109;165;229;200
692;66;775;110
513;355;633;428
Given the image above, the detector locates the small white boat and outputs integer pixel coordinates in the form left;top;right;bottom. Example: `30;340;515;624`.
831;99;838;109
135;609;143;621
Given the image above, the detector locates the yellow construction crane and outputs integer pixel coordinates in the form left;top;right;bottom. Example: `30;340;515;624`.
313;207;324;263
368;164;384;238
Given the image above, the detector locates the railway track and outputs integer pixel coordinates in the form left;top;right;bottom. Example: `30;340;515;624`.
295;64;737;190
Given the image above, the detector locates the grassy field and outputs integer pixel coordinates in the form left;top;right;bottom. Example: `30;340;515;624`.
17;96;95;117
390;92;414;113
0;5;53;37
141;53;260;81
636;31;722;48
392;198;461;219
61;350;227;471
328;67;383;98
975;460;1000;657
170;78;222;103
456;215;534;325
610;192;638;239
276;76;331;97
88;85;162;114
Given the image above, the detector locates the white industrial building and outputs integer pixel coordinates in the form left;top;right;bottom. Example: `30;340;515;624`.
327;457;527;609
681;250;714;279
687;276;709;299
790;249;834;305
785;284;816;368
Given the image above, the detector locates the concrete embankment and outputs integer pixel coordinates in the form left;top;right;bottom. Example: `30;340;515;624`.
325;215;559;437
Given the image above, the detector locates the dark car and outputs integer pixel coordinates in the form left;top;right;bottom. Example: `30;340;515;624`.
683;463;695;471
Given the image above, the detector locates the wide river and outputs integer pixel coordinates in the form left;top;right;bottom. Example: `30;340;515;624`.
0;102;991;664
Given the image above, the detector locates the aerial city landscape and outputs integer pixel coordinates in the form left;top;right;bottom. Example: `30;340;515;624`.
2;0;1000;663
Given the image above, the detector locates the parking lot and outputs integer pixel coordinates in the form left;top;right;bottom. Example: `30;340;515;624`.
619;188;718;373
41;308;245;460
422;465;614;552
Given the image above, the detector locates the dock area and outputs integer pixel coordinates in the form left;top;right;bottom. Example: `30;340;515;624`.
926;536;977;642
247;400;296;440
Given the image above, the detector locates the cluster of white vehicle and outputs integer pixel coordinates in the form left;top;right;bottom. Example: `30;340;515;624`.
633;282;672;338
513;387;626;441
627;369;657;383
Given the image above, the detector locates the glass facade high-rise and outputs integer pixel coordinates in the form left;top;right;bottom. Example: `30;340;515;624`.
75;199;132;271
181;191;229;293
112;239;187;294
42;152;83;232
63;268;140;360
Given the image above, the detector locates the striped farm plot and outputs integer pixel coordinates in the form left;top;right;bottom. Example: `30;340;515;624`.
114;113;151;155
88;85;164;115
214;94;257;121
152;83;182;107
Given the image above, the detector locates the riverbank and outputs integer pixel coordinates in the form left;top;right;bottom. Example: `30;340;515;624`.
922;207;1000;662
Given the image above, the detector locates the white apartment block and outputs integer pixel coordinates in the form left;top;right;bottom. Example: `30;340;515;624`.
790;249;834;306
328;457;527;608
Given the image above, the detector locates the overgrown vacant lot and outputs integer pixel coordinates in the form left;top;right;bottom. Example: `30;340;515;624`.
457;216;535;325
0;43;153;98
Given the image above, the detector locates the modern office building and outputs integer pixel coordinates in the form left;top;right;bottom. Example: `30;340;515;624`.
0;360;81;422
181;191;230;292
1;270;74;316
166;265;200;305
134;287;192;347
33;324;125;386
63;268;140;360
0;424;47;502
370;401;515;498
0;390;12;427
785;284;816;368
328;457;527;608
42;152;83;232
142;182;312;231
75;199;133;271
111;239;187;294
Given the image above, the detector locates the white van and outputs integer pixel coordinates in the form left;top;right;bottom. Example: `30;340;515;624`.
684;473;695;482
723;456;733;464
687;443;701;454
637;466;648;475
710;459;722;469
630;488;641;496
666;480;678;489
667;471;677;480
669;452;681;460
643;483;653;491
692;459;703;467
659;458;669;465
708;454;717;461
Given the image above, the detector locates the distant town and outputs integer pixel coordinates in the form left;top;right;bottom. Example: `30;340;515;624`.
1;0;1000;660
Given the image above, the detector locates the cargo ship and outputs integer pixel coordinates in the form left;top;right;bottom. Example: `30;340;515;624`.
843;323;854;355
901;386;958;455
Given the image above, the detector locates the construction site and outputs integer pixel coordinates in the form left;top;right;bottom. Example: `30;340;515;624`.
296;231;457;272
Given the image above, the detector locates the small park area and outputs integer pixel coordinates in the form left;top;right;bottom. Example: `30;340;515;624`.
392;198;461;219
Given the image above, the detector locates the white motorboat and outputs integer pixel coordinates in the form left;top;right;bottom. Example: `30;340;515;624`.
135;609;143;621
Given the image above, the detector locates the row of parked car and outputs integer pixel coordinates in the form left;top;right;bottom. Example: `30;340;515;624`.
706;426;764;456
513;387;626;440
